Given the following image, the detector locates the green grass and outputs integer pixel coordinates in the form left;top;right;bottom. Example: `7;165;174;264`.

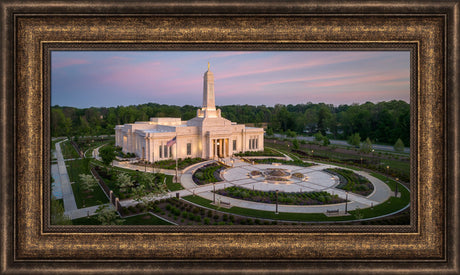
60;141;81;159
123;213;174;225
182;192;410;223
91;162;181;198
166;175;183;191
66;159;109;208
152;157;205;170
72;212;173;225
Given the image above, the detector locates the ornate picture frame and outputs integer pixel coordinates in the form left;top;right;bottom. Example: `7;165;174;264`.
1;1;458;273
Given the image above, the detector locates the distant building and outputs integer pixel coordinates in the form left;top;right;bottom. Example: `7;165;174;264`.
115;64;264;162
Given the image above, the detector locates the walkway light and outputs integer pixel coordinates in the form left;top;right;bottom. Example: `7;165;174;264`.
395;177;399;198
275;189;279;214
345;191;349;214
213;182;216;204
386;165;390;183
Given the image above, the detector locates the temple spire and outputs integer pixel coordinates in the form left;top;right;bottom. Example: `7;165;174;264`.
203;65;215;110
198;63;220;118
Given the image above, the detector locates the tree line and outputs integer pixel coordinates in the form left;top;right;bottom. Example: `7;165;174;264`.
51;100;409;146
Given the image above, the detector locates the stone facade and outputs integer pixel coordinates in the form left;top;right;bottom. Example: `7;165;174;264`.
115;65;264;161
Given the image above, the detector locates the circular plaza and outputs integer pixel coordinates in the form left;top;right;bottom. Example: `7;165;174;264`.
183;158;396;214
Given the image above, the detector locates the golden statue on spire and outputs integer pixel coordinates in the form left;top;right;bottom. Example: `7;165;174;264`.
208;62;210;70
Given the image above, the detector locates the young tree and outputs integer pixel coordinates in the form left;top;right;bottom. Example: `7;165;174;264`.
50;196;72;225
360;137;373;153
313;132;324;145
117;172;134;193
95;204;124;225
132;176;168;207
265;127;274;136
322;136;331;146
292;139;300;150
79;174;98;193
99;145;117;166
285;129;297;138
394;138;405;152
347;133;361;147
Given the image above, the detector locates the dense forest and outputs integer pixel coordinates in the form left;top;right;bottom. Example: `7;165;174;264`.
51;100;410;146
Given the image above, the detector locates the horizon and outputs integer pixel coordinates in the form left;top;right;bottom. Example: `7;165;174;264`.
51;99;409;110
51;51;410;108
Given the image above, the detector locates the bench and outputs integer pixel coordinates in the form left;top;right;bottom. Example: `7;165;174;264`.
220;201;231;206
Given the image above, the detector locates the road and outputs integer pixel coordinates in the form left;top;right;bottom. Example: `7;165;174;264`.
272;134;410;153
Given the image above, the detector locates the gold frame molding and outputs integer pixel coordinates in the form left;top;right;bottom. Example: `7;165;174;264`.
1;1;459;274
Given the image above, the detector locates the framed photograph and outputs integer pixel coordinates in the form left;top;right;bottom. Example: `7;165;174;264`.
1;1;459;273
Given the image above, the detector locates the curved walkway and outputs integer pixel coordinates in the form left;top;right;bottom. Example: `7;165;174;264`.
177;159;392;213
91;147;396;214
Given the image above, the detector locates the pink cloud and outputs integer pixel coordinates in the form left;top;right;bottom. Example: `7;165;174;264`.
217;52;378;80
305;70;409;88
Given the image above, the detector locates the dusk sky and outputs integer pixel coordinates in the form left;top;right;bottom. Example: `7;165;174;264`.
51;51;410;108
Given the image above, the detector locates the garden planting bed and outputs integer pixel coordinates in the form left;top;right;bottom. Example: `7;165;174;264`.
120;198;289;225
192;163;225;185
215;186;346;205
324;168;374;196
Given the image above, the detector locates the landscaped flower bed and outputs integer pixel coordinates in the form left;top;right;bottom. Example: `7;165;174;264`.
253;158;315;167
234;148;283;157
192;163;225;185
249;170;262;177
215;186;346;205
324;168;374;196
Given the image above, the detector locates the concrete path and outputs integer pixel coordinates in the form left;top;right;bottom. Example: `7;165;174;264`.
55;139;78;212
91;147;395;214
65;204;110;220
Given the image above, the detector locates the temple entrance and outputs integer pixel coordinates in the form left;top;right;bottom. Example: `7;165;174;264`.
213;138;229;158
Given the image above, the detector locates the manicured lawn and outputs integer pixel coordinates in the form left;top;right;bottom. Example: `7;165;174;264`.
72;212;173;225
166;175;183;191
75;137;114;156
66;159;109;208
182;191;410;223
151;157;205;170
60;140;81;159
124;213;174;225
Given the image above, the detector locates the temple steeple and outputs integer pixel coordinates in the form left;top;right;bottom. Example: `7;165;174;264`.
198;63;220;118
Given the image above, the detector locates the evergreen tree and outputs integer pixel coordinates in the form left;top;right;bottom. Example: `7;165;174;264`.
394;138;405;152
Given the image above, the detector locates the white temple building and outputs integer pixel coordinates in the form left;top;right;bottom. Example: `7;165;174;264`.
115;64;264;162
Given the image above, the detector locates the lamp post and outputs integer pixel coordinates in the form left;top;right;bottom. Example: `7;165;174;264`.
213;183;216;204
345;191;349;214
395;177;399;198
371;149;375;165
360;157;363;166
386;165;390;183
275;189;279;214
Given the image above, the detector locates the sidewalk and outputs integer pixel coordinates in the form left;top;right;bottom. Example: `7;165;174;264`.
65;203;110;220
91;147;395;214
55;139;78;212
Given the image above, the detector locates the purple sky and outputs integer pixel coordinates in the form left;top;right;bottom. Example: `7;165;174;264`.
51;51;410;108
